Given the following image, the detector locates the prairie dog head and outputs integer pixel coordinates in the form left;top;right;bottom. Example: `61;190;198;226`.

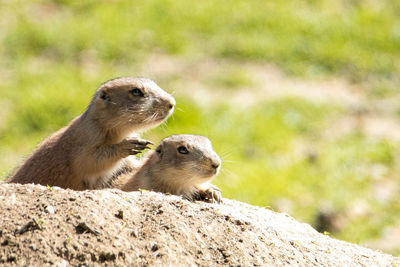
151;135;221;184
90;77;175;132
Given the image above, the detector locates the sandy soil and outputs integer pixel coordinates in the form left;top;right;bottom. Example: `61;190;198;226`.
0;183;398;266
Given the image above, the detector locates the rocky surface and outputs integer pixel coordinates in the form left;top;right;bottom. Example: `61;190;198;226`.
0;183;398;266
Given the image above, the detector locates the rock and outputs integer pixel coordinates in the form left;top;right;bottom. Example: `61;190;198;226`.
0;183;398;266
45;205;55;214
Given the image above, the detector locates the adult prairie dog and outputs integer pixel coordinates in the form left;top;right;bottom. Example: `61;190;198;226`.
114;134;222;203
9;77;175;190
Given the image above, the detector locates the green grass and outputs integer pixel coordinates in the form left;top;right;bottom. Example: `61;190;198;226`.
2;1;399;81
209;67;255;89
1;0;400;254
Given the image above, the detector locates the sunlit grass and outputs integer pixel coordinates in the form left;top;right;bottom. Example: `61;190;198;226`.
2;1;399;81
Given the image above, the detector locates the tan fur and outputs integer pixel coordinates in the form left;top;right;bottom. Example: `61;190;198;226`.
113;135;223;203
8;77;175;190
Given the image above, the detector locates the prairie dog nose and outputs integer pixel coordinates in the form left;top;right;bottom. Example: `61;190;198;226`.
168;97;176;110
211;156;221;169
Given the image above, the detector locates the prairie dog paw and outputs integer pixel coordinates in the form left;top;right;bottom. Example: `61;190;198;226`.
119;138;153;156
199;184;222;204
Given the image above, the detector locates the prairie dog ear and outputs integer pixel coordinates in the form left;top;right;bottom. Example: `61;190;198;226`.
99;89;111;102
155;144;163;159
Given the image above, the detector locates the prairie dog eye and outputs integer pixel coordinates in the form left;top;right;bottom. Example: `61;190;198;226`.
130;88;144;97
177;146;189;154
155;146;163;158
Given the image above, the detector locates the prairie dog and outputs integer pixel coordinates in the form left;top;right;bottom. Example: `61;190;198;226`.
9;77;175;190
114;135;222;203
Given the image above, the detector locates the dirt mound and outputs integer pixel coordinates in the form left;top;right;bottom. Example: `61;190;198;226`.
0;183;398;266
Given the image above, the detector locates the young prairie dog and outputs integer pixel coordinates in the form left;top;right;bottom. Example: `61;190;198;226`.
8;77;175;190
114;134;223;203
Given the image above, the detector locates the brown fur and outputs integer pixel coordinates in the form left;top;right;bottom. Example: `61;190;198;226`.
8;77;175;190
113;135;222;203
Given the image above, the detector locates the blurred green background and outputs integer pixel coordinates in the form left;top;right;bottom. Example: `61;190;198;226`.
1;0;400;255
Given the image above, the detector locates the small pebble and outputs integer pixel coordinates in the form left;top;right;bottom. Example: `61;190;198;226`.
10;193;17;204
54;259;68;267
45;206;55;214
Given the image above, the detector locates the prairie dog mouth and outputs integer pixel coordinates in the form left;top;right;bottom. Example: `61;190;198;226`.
156;107;174;121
